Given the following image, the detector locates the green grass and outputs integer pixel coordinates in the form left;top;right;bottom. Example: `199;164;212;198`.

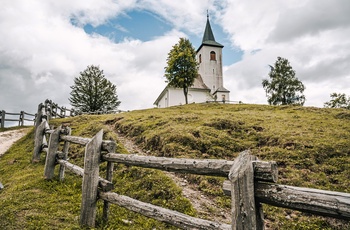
1;103;349;229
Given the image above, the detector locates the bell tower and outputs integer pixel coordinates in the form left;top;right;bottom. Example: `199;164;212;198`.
197;14;230;101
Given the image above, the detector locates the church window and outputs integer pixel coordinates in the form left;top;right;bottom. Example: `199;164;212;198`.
210;51;216;61
199;54;202;63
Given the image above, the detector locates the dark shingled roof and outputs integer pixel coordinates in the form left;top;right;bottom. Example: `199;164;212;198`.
197;15;224;52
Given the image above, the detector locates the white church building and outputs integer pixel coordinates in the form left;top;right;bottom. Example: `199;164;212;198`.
154;16;230;108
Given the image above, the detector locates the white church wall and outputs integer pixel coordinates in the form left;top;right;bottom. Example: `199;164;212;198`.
197;45;223;94
156;88;212;107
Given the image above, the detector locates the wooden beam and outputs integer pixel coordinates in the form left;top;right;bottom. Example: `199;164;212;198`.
57;159;114;192
102;153;233;176
102;153;277;180
32;120;47;162
60;135;116;152
222;181;350;221
228;150;263;230
80;129;103;227
103;140;116;222
60;135;90;145
99;191;231;230
59;127;71;181
252;160;278;183
44;126;61;179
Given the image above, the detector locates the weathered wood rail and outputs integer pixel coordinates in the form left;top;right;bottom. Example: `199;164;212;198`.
31;101;350;229
0;110;35;128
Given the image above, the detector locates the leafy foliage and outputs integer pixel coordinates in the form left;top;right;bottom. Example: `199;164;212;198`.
262;57;305;105
165;38;198;104
69;65;120;112
324;92;350;109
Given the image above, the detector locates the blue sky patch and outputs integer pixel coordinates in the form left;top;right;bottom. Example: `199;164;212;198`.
82;10;242;66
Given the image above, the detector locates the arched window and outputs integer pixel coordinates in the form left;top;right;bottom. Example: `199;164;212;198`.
199;54;202;63
210;51;216;61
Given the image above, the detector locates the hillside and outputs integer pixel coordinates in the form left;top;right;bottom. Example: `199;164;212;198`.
0;103;349;229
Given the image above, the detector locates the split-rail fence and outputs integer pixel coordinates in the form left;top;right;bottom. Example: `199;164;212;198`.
0;110;35;128
32;103;350;229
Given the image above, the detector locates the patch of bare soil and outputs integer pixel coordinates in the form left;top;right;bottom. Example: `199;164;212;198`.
0;128;31;156
112;128;231;224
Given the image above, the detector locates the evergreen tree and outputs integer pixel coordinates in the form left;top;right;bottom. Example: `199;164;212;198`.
262;57;305;105
69;65;121;112
324;93;350;109
165;38;198;104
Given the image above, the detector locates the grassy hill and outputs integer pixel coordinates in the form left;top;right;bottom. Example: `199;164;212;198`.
0;103;349;229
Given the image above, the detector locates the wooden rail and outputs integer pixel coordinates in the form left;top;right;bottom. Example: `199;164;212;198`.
0;110;35;128
31;102;350;229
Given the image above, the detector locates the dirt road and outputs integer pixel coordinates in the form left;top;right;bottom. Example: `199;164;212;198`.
0;128;31;156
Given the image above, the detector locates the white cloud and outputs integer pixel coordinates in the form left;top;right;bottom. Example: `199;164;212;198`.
219;0;350;107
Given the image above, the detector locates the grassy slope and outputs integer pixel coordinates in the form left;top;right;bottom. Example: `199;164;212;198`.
0;103;349;229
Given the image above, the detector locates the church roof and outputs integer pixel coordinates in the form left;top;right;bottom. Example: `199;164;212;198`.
192;74;210;90
197;15;224;52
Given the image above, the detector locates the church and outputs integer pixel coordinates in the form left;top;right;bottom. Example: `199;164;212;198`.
154;15;230;108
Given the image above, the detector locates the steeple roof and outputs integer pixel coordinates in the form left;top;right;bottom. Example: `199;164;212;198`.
198;14;224;52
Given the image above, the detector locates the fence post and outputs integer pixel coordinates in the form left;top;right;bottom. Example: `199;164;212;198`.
19;111;24;126
32;120;48;163
80;129;103;227
34;103;44;132
229;151;264;230
1;110;5;128
103;140;116;222
45;99;51;121
44;126;62;179
59;126;71;181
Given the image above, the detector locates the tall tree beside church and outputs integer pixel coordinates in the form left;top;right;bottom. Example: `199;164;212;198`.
262;57;306;106
165;38;198;104
69;65;121;112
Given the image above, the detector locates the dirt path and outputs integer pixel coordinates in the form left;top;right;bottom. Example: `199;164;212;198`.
0;128;31;156
112;129;231;224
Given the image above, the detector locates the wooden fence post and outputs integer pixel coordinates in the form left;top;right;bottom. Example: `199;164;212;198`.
80;129;103;227
45;99;51;121
103;140;116;222
32;120;48;163
34;103;44;132
19;111;24;126
1;110;5;128
229;151;264;230
59;126;71;181
44;126;62;179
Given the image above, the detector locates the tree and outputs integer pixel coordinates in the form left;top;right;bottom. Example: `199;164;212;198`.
165;37;198;104
262;57;305;106
69;65;121;112
324;93;350;109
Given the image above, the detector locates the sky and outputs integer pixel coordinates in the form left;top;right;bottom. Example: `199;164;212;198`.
1;0;350;123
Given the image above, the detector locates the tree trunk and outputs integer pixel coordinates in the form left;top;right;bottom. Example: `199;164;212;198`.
183;87;188;104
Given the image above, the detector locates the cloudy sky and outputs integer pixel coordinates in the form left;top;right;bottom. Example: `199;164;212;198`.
1;0;350;120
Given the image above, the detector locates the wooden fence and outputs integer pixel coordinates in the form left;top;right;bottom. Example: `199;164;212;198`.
32;106;350;229
0;110;36;128
42;99;124;118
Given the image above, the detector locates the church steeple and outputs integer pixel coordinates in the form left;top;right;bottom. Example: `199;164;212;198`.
198;13;223;51
202;13;216;43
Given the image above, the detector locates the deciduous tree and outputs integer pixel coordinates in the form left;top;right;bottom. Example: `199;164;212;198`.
324;93;350;109
262;57;305;105
165;38;198;104
69;65;120;112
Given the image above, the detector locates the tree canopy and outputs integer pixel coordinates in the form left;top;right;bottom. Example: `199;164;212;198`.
164;37;198;104
324;93;350;109
262;57;305;106
69;65;121;112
